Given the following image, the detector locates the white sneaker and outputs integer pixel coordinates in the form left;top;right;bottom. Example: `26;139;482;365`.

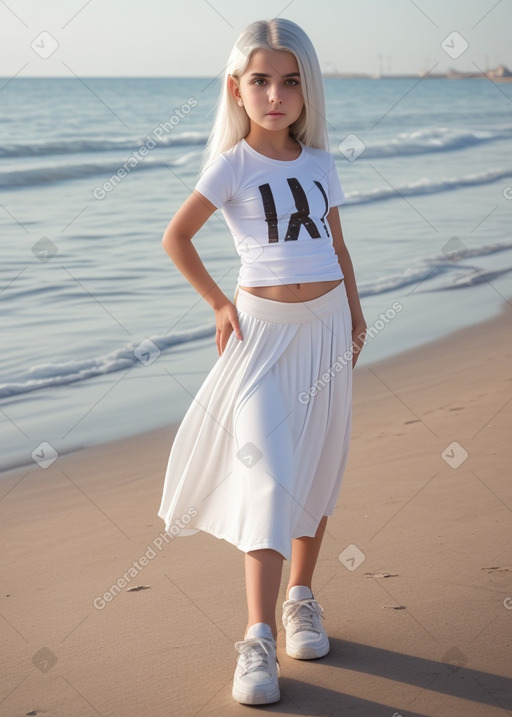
232;623;280;705
282;590;330;660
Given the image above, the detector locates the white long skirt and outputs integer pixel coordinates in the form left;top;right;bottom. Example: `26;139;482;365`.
157;281;353;560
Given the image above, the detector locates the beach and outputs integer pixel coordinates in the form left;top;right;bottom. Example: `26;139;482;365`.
1;303;511;717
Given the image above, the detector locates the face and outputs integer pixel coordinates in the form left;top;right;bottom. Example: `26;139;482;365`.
231;49;304;132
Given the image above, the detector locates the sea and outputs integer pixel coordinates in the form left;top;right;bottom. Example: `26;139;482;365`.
1;76;511;472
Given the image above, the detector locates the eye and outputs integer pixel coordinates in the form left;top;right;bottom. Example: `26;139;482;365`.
285;79;300;86
252;78;267;86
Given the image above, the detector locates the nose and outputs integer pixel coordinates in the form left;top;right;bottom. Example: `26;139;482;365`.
268;84;282;104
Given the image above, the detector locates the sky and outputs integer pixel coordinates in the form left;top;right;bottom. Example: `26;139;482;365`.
1;0;511;78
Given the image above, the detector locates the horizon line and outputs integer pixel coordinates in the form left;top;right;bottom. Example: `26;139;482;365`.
1;70;509;80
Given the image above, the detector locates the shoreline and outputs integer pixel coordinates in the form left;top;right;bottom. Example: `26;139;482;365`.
1;300;510;478
0;302;512;478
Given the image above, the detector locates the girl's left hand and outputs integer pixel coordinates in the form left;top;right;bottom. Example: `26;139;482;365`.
351;321;367;368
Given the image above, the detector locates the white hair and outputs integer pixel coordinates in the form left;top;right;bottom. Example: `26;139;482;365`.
201;18;329;171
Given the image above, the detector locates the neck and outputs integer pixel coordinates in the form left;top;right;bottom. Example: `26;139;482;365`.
244;126;301;160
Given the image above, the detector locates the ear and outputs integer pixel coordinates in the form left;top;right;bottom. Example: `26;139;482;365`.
227;75;243;105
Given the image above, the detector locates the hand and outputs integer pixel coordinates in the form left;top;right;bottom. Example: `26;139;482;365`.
215;301;243;356
351;320;367;368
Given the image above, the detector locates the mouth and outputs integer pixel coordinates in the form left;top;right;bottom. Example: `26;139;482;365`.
267;111;285;117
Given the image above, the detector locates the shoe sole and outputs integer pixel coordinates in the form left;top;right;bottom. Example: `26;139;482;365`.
286;639;330;660
232;661;281;705
232;686;280;705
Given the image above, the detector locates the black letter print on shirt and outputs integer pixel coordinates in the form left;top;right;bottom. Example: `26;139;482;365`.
258;179;325;242
285;178;321;241
314;180;330;238
258;183;279;243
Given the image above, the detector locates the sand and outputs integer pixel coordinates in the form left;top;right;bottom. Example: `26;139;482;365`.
1;306;511;717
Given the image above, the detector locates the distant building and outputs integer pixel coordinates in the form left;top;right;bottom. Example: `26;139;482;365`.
487;64;512;78
322;65;512;80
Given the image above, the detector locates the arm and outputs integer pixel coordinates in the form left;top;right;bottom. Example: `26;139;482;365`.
162;190;242;356
328;206;367;367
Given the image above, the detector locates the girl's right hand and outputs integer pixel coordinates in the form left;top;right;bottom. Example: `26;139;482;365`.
215;301;243;356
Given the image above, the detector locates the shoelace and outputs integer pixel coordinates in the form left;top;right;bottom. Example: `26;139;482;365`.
234;637;275;676
283;598;325;635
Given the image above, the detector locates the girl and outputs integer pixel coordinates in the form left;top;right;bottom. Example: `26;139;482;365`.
158;18;366;705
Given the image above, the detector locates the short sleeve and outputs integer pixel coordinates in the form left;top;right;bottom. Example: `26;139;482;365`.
194;155;236;209
327;154;345;207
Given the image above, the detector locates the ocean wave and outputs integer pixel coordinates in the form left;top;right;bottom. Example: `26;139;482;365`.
3;153;512;200
426;266;512;290
346;167;512;205
3;125;511;161
0;151;201;188
358;239;512;296
0;131;209;158
349;126;512;159
0;324;215;400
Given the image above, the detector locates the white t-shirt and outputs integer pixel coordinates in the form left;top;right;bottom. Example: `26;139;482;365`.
195;139;346;287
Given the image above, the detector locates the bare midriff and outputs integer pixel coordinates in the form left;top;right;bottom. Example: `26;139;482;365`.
237;278;343;304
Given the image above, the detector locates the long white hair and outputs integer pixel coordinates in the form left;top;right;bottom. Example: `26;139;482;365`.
201;19;329;171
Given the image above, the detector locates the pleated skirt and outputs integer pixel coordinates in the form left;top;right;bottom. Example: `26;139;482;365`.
157;281;353;559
